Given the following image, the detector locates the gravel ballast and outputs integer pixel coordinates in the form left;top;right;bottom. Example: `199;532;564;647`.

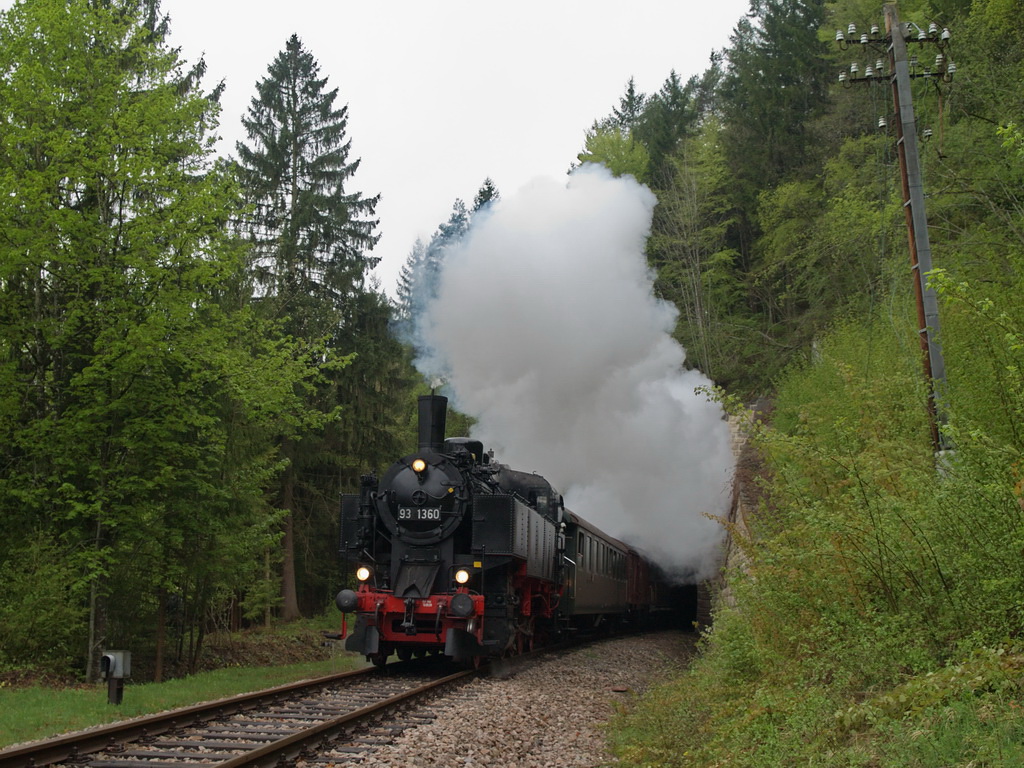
348;631;695;768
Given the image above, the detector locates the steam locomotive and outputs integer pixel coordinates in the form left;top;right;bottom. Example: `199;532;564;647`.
334;395;691;665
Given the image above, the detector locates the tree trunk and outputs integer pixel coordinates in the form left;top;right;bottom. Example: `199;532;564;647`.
86;518;104;682
86;575;98;682
280;470;301;621
154;587;166;683
264;550;272;628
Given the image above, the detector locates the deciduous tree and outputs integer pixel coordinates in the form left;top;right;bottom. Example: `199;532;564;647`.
0;0;311;678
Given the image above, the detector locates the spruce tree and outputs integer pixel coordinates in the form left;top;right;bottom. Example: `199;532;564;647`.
473;177;500;212
635;70;698;188
394;180;498;372
613;76;647;133
417;198;471;316
236;34;382;619
718;0;831;227
237;34;380;326
393;238;428;341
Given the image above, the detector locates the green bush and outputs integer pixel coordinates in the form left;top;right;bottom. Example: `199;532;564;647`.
0;533;88;675
610;299;1024;765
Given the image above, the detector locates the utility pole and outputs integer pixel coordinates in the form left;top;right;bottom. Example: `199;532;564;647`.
836;5;954;454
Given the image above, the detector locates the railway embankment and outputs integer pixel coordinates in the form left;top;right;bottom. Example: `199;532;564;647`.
715;406;765;609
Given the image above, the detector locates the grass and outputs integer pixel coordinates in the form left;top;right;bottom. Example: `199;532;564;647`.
602;307;1024;766
0;649;365;749
606;648;1024;768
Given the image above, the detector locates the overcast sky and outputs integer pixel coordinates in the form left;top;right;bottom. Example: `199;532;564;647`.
4;0;752;295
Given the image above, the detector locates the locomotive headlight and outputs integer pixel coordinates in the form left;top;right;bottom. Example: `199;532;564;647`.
411;458;427;473
454;568;471;585
356;566;372;582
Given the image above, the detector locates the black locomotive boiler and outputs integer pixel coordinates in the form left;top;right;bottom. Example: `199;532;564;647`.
335;395;690;665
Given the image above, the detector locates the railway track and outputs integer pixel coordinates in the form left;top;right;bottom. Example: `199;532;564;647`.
0;661;477;768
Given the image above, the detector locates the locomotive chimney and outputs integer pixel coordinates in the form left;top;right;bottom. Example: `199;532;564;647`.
417;395;448;453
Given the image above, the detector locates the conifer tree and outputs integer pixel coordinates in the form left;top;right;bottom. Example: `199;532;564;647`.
635;70;698;188
613;77;647;133
236;34;381;619
394;199;469;336
473;177;500;212
237;34;380;326
394;238;428;336
394;180;499;359
718;0;831;230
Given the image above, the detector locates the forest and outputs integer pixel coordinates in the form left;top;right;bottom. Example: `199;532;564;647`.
2;0;1024;762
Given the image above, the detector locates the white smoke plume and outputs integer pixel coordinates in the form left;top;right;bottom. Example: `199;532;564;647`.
418;164;734;580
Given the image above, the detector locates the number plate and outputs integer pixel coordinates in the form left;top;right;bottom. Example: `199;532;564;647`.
397;507;442;521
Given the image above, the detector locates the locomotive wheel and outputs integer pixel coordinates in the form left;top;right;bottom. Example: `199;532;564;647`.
370;650;389;667
397;647;413;661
